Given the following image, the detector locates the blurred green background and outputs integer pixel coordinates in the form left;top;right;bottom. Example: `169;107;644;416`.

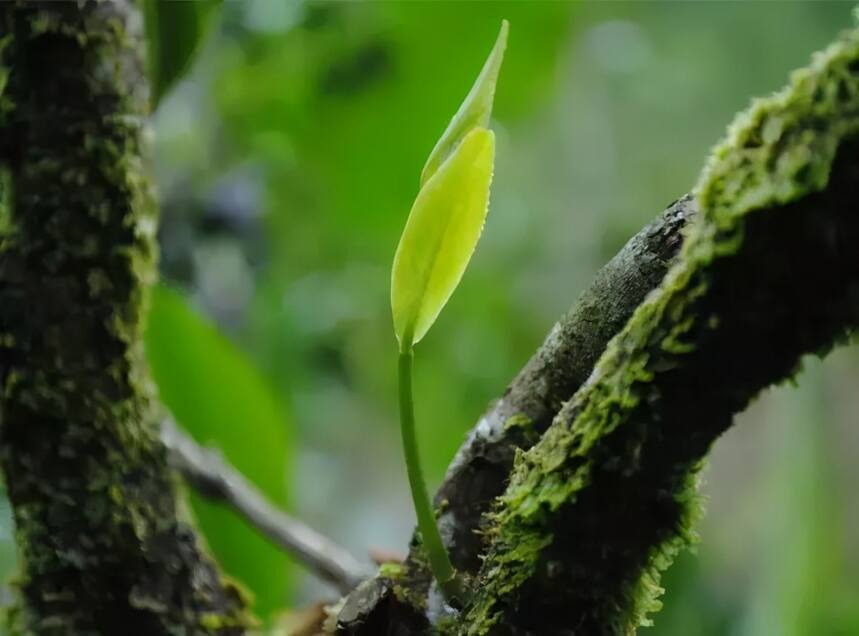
6;1;859;632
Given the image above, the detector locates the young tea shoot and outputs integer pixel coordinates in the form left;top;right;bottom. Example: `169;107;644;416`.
390;20;508;604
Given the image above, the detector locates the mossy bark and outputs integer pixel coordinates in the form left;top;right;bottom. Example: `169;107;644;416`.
458;27;859;635
435;196;694;576
0;2;249;633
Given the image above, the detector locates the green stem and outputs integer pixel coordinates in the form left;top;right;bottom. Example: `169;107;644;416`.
398;347;466;604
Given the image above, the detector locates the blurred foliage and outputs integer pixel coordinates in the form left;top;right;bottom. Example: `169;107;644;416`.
1;1;857;632
656;354;859;635
143;0;222;107
146;285;293;618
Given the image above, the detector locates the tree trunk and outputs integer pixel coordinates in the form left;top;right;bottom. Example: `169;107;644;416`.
0;2;249;633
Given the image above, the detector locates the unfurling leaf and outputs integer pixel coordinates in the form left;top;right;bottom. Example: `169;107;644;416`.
391;126;495;348
390;20;508;603
420;19;508;186
391;19;507;350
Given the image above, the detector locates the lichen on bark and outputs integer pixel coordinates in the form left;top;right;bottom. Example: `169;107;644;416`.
458;27;859;635
0;2;249;633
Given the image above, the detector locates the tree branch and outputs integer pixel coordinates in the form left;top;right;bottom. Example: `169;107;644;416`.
459;26;859;635
436;196;694;574
337;181;694;635
161;420;372;594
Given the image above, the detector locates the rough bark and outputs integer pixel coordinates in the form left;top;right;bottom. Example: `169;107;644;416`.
0;2;249;634
459;27;859;636
436;196;693;576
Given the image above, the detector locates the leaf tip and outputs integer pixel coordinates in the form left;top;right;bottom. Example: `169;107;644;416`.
419;20;509;186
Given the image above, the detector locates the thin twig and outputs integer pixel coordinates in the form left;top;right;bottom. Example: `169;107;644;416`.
160;419;372;594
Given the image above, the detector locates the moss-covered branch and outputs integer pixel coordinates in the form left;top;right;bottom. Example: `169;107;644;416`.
337;187;692;636
436;196;693;575
458;26;859;635
0;2;249;633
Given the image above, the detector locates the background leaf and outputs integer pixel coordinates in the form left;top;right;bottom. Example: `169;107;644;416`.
145;284;293;619
143;0;222;108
